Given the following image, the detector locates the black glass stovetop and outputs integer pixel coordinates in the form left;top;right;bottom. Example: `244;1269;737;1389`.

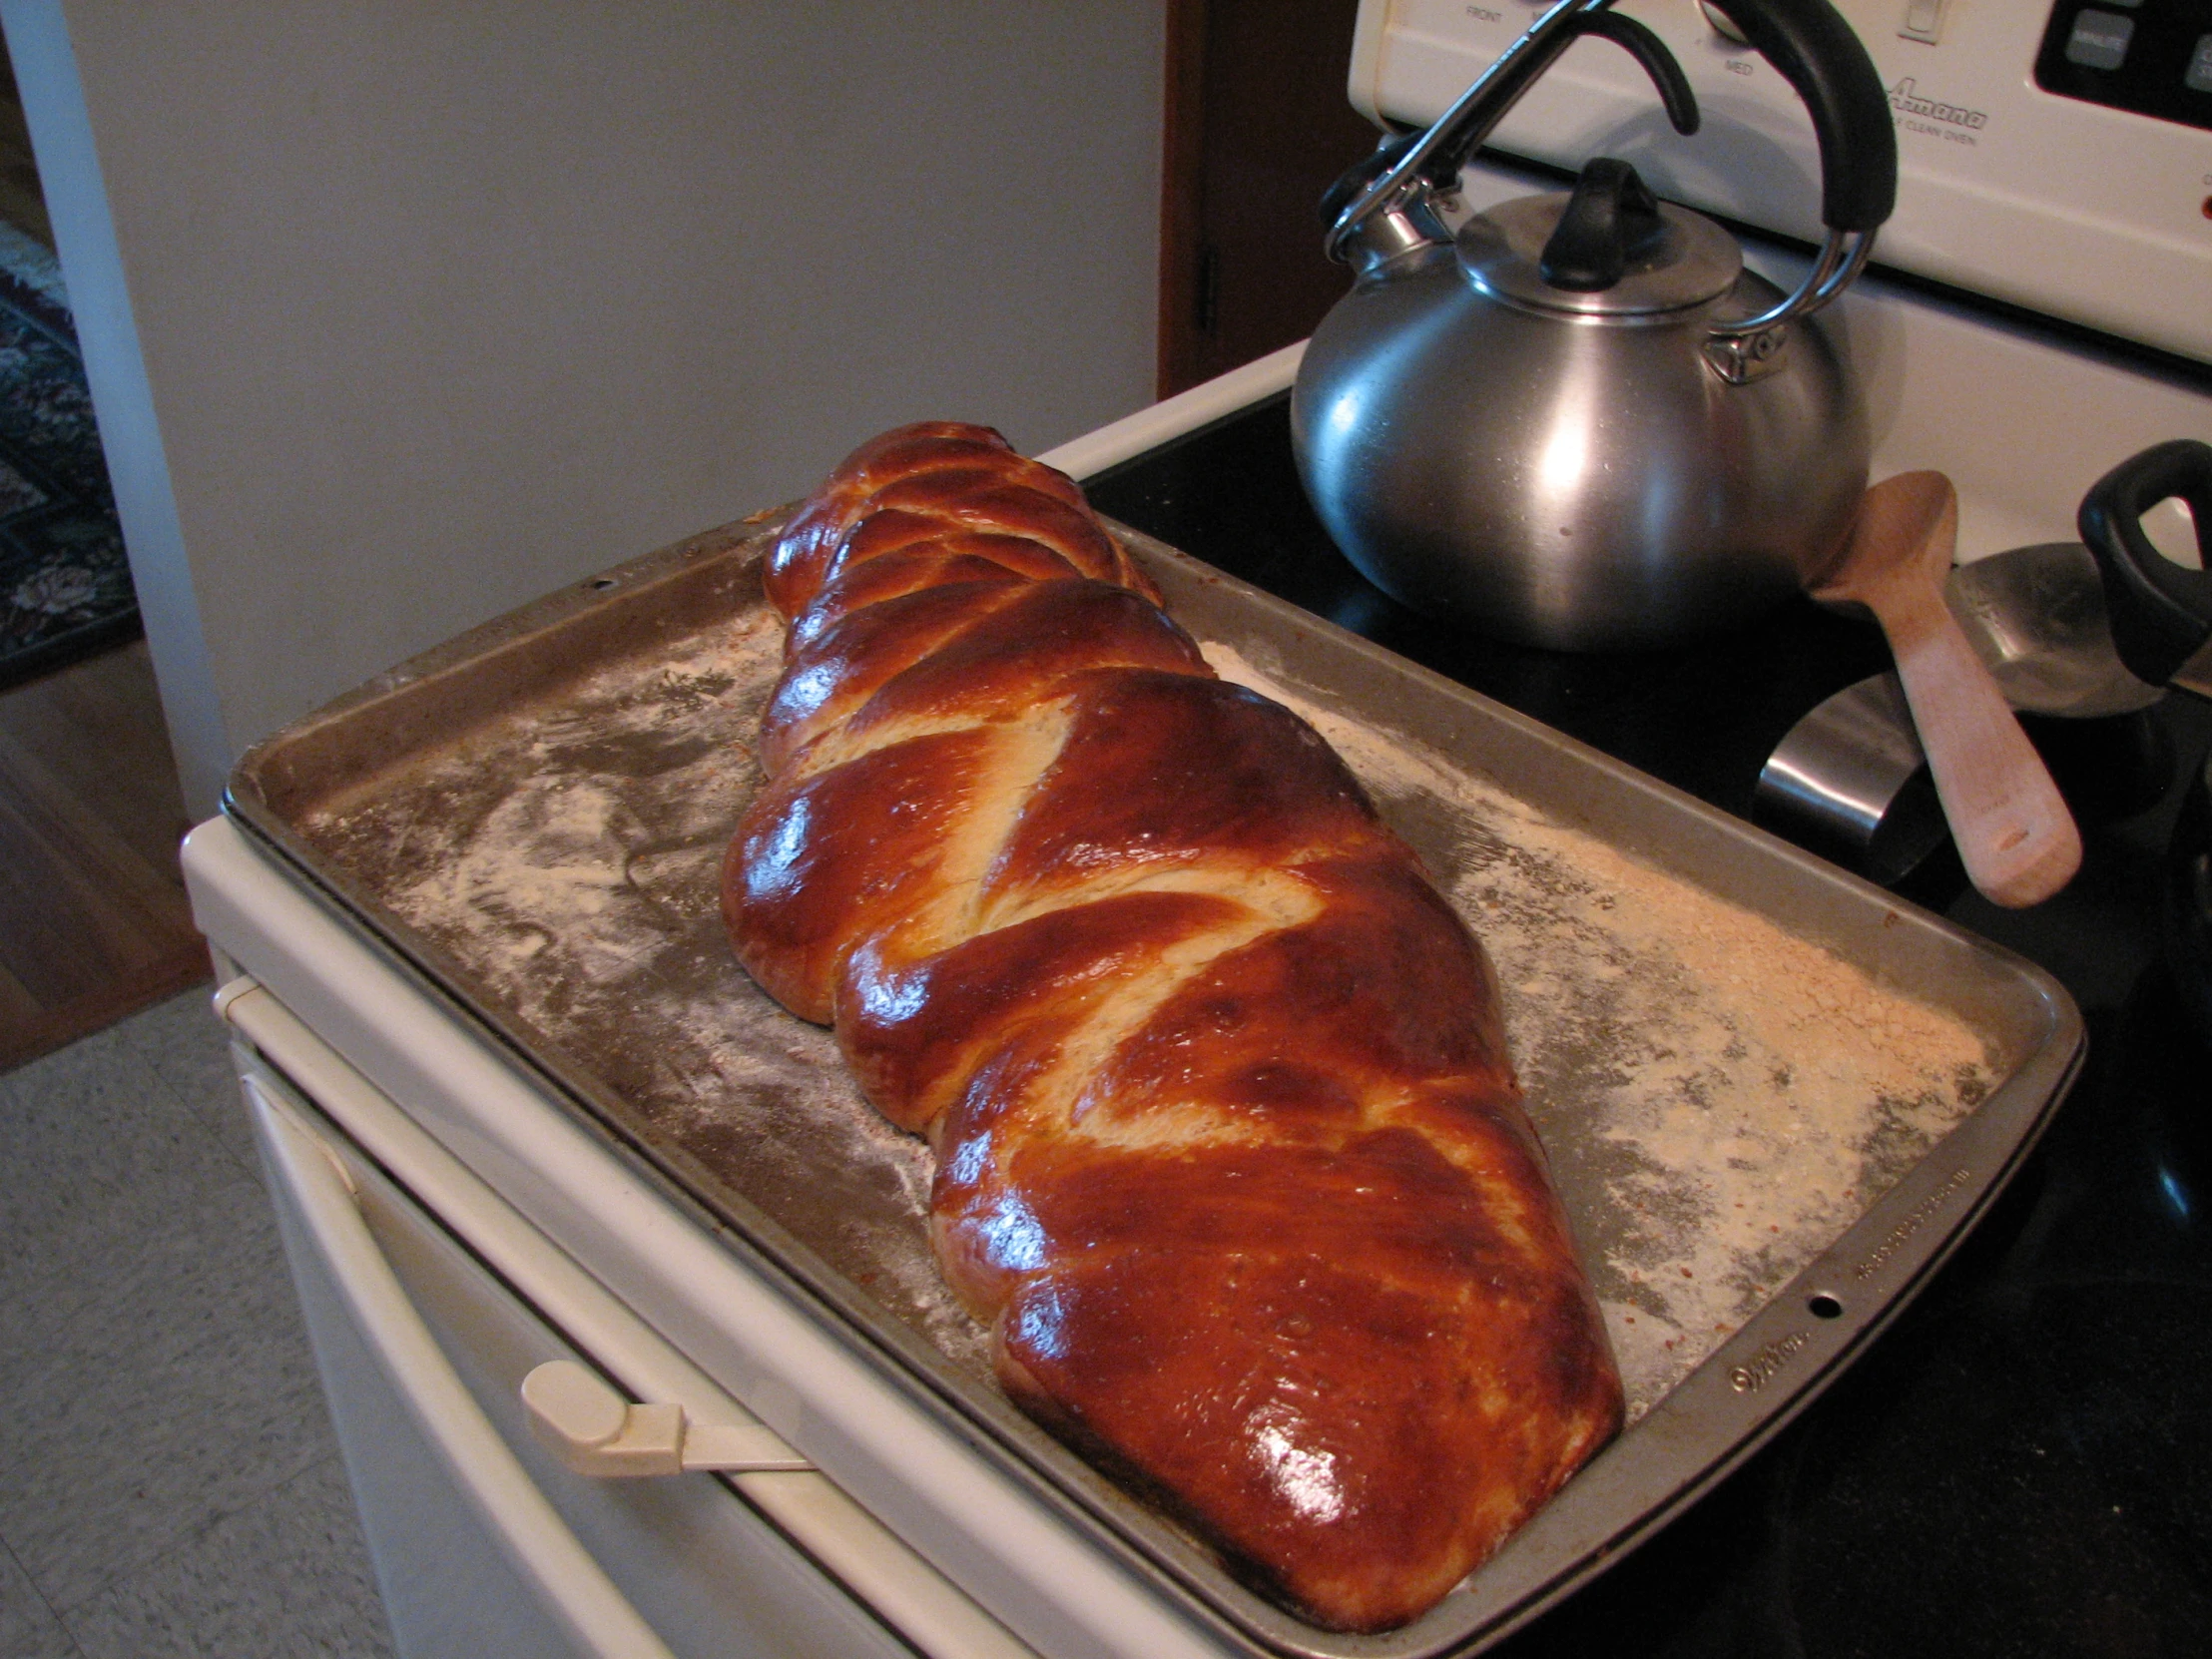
1085;396;2212;1659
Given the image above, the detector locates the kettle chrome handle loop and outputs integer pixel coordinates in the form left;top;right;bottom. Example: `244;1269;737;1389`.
1702;226;1875;383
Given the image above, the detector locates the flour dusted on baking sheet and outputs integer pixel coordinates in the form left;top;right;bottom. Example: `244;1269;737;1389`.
296;597;995;1374
1202;642;1992;1419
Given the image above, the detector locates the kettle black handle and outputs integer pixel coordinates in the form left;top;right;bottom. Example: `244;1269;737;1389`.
1327;0;1893;269
2078;439;2212;689
1580;12;1702;138
1319;12;1697;235
1706;0;1898;233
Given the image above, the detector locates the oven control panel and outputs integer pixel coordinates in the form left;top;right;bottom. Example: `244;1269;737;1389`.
1349;0;2212;362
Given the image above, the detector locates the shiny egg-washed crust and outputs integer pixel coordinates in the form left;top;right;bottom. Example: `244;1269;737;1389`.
726;422;1623;1633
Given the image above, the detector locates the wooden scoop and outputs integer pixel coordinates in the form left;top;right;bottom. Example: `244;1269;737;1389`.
1811;472;2082;907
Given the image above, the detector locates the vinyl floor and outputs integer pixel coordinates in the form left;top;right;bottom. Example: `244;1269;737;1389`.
0;988;393;1657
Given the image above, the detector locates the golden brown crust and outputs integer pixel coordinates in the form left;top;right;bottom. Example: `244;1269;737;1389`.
768;422;1156;624
727;421;1622;1632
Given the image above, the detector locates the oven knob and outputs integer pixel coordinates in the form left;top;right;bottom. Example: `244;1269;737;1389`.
1697;2;1749;46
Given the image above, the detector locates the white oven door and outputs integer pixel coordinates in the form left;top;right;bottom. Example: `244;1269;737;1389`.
237;1004;1033;1659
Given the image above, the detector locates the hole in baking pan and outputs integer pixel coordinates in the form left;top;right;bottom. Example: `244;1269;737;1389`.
587;577;619;591
1808;1293;1845;1320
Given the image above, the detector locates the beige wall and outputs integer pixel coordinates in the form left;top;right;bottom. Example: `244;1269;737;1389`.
4;0;1166;814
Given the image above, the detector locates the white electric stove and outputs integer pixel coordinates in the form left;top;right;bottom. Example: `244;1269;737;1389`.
187;4;2212;1657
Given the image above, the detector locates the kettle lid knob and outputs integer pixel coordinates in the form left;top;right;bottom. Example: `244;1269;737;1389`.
1538;159;1671;292
1457;163;1743;319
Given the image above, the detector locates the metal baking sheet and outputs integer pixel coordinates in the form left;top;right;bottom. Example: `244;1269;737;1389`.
226;513;2080;1658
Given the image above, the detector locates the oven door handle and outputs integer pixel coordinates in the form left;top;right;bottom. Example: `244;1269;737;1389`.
520;1360;813;1478
251;1079;682;1659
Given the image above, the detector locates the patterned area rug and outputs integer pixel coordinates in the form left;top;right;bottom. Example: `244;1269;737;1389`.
0;253;135;692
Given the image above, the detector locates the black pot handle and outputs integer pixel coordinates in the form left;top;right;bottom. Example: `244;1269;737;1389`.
1706;0;1898;232
2078;439;2212;689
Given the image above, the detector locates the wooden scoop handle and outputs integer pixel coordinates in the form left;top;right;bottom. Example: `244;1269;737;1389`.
1871;577;2083;907
1815;471;2081;908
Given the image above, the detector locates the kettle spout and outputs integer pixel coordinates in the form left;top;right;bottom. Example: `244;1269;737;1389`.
1319;131;1455;276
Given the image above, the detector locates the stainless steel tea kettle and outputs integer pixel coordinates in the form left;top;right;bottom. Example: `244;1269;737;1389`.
1293;0;1898;651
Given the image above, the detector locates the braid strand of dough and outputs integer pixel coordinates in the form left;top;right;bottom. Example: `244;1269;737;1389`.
725;422;1622;1633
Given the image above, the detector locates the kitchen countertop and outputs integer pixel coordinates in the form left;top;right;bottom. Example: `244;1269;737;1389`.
1086;394;2212;1657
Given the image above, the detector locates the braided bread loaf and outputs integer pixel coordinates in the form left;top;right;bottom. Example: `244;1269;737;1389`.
725;422;1622;1633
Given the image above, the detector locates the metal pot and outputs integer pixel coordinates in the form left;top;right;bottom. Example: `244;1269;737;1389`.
1292;0;1898;652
